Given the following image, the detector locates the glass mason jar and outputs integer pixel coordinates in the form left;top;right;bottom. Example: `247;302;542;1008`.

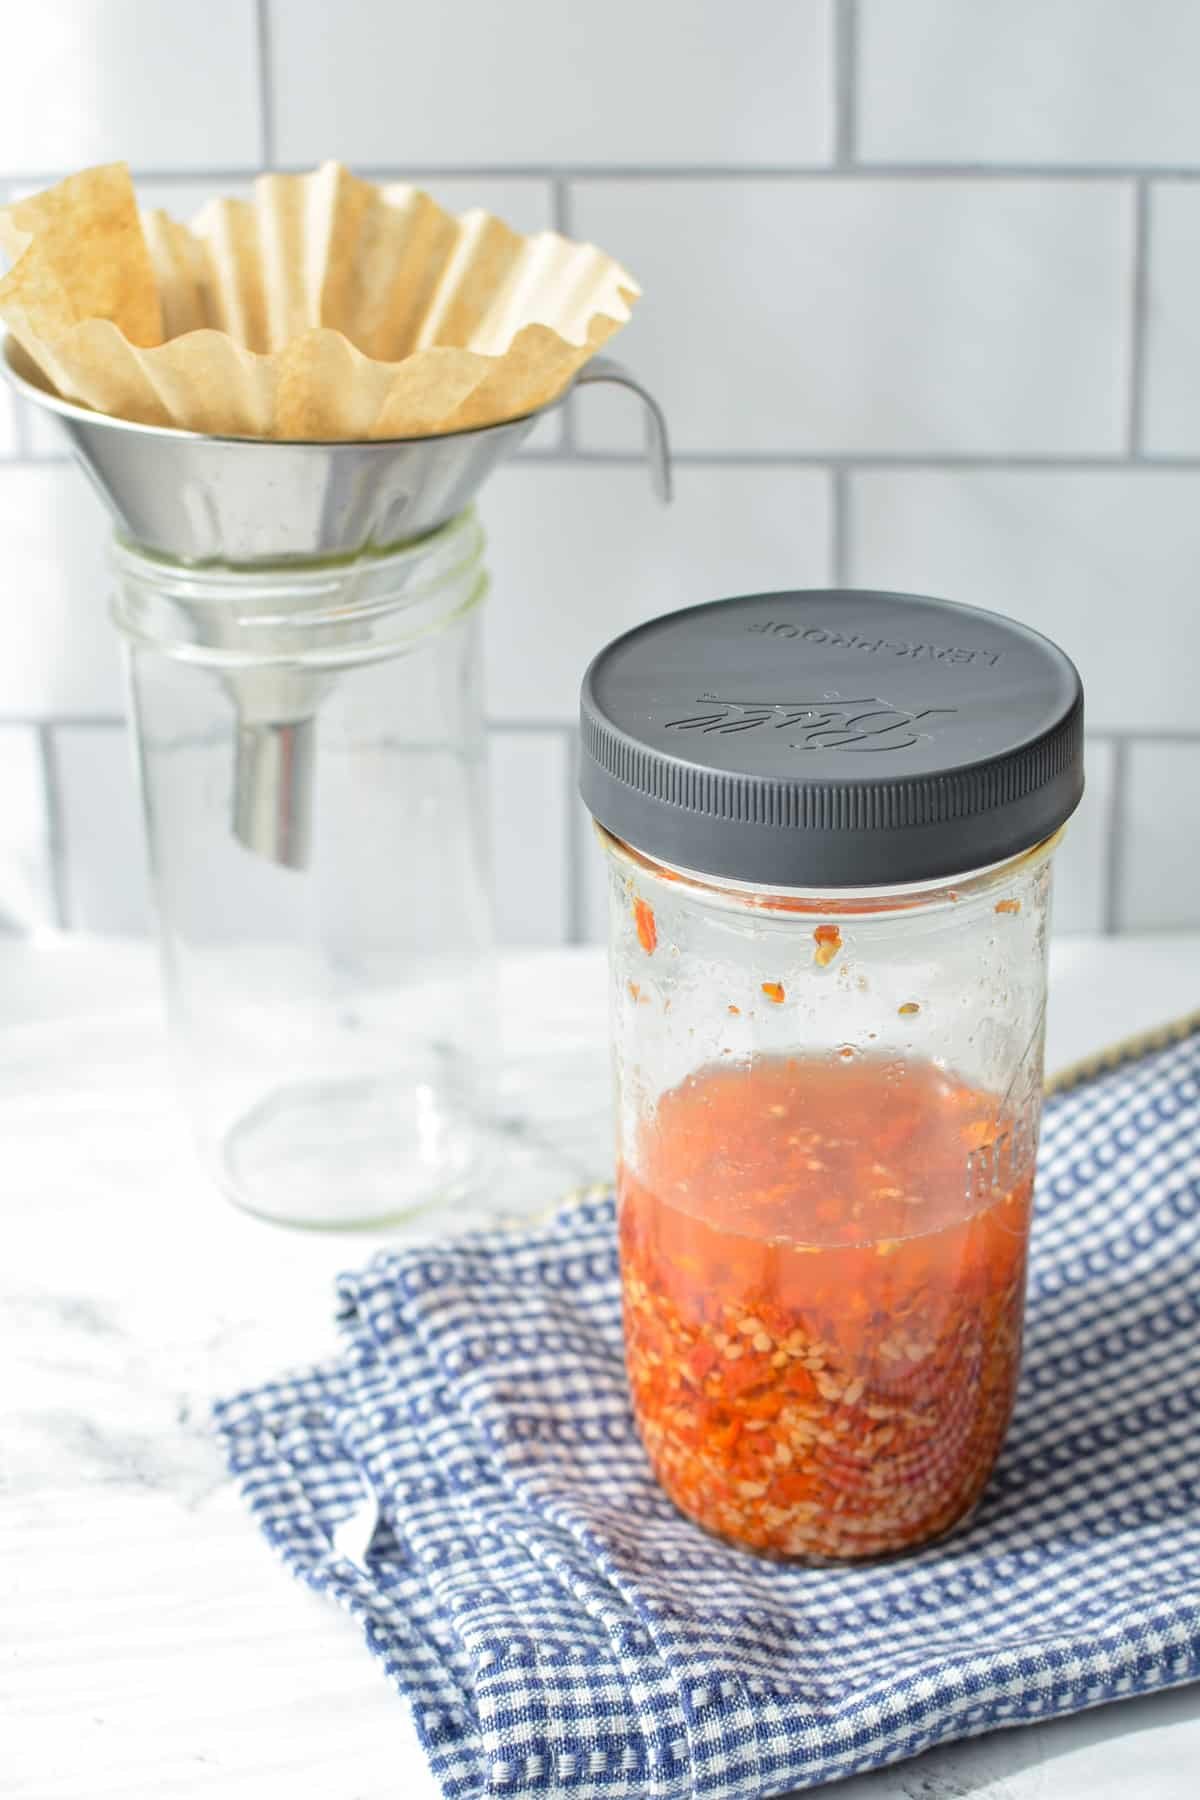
112;509;495;1229
581;588;1084;1561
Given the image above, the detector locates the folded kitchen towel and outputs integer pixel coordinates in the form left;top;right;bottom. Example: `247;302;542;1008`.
215;1023;1200;1799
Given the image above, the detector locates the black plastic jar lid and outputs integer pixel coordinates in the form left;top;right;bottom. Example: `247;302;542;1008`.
579;589;1084;888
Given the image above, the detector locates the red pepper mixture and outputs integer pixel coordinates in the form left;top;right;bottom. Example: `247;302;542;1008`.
619;1054;1033;1560
633;898;658;954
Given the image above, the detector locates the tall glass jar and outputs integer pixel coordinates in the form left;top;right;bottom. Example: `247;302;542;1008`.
113;509;495;1229
580;588;1084;1560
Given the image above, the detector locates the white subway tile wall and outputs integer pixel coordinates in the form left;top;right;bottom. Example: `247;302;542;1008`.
0;465;123;718
1143;184;1200;454
857;0;1200;167
22;395;73;462
848;470;1200;733
268;0;835;168
0;725;54;932
0;1;262;176
51;724;150;936
572;180;1132;455
0;0;1196;943
490;731;572;947
480;464;832;721
0;379;15;457
1118;741;1200;932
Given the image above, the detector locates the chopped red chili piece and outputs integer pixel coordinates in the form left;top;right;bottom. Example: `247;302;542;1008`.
813;924;842;968
994;898;1021;915
634;898;658;953
619;1054;1031;1561
761;981;786;1004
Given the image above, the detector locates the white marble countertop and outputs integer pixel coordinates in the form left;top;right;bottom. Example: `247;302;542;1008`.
6;934;1200;1800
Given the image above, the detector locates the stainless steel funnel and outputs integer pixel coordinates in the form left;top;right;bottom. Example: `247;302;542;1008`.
5;340;672;865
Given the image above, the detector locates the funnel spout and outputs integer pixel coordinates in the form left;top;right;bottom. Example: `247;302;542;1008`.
234;716;316;870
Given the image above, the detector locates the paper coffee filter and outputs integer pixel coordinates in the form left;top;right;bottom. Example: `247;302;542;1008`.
0;162;639;439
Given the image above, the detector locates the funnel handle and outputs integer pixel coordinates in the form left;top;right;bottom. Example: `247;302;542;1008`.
573;357;674;503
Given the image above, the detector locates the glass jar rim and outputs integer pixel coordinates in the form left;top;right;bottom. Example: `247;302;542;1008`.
596;821;1061;921
110;508;488;668
111;505;483;604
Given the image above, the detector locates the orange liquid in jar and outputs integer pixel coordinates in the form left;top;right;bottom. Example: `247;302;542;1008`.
618;1055;1034;1560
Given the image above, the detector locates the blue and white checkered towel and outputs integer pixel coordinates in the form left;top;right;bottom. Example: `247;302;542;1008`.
216;1025;1200;1799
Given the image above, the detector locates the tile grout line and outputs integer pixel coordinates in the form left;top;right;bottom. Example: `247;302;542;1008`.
563;449;1200;470
834;0;858;167
20;448;1200;473
487;718;574;735
404;448;1200;472
1101;737;1131;935
830;466;850;582
1093;727;1200;744
556;162;1200;183
35;722;70;930
254;0;276;170
11;162;1200;184
1;713;125;731
0;450;1023;471
6;714;1190;741
562;448;1200;471
552;178;579;456
5;712;1197;746
1127;177;1151;456
563;726;585;947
